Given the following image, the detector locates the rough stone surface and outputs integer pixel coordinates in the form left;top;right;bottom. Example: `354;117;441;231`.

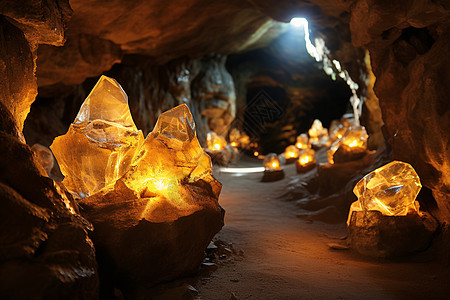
0;17;37;134
37;34;122;89
0;0;71;47
79;188;224;293
0;132;98;299
348;1;450;222
348;210;439;258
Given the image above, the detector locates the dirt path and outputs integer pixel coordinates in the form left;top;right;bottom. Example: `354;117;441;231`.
195;157;449;300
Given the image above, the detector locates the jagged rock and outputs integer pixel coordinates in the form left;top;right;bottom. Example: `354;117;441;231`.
0;0;71;47
348;210;439;258
0;132;98;299
0;17;37;134
79;189;224;290
37;34;122;88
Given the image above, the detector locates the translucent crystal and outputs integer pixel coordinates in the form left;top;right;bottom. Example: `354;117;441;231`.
284;145;300;159
264;153;281;171
298;148;316;166
308;119;324;139
295;133;309;150
239;134;250;148
50;76;144;198
122;104;213;208
341;126;368;150
207;132;227;151
353;161;422;216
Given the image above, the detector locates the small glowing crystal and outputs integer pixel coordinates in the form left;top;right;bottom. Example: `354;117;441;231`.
50;76;144;197
264;153;281;171
353;161;422;216
295;133;309;149
239;134;250;148
207;132;227;151
298;148;316;166
308;119;324;138
284;145;300;159
229;128;241;144
341;126;368;150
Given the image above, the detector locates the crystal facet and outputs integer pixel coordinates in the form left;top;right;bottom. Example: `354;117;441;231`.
352;161;422;216
50;76;144;198
122;104;215;210
341;126;368;150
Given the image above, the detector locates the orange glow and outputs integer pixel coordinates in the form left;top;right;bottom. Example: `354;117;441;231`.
254;151;259;156
298;148;316;166
207;132;227;152
346;139;359;148
264;153;281;171
230;141;238;147
284;145;300;159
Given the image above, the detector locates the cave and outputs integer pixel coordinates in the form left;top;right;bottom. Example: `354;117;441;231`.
1;1;449;299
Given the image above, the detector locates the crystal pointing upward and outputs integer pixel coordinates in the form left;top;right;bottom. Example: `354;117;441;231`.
75;75;138;129
51;76;143;198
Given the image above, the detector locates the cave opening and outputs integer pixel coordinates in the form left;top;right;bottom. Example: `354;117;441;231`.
1;1;449;299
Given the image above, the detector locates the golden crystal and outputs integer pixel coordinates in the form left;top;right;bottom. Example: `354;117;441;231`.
121;104;214;209
264;153;281;171
207;132;227;151
295;133;309;150
341;126;368;150
353;161;422;216
284;145;300;159
298;148;316;166
50;76;144;197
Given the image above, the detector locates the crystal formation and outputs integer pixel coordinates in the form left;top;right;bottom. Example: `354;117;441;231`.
31;144;54;177
264;153;281;171
352;161;422;216
341;126;368;150
295;133;309;150
284;145;300;159
299;148;316;166
121;104;218;217
207;131;227;151
51;76;144;197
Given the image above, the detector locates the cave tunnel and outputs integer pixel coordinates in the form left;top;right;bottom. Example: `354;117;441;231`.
1;1;449;299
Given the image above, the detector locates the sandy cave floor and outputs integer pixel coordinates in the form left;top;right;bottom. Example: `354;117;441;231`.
188;155;450;300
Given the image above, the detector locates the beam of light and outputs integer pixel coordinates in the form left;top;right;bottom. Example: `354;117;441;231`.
290;17;363;126
218;167;265;173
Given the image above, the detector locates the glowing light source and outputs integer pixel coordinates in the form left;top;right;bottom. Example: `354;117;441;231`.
290;17;308;28
284;145;300;162
348;161;422;222
264;153;281;171
295;133;309;150
207;132;227;152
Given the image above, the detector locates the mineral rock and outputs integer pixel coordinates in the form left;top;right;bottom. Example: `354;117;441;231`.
352;161;422;216
50;76;144;198
264;153;281;171
295;133;309;150
207;132;227;151
284;145;300;160
121;104;220;221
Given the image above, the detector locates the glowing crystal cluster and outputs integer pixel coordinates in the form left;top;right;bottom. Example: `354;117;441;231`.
298;148;316;166
207;132;227;151
295;133;309;150
351;161;422;216
284;145;300;159
308;119;329;146
121;104;217;212
264;153;281;171
341;126;368;150
51;76;144;197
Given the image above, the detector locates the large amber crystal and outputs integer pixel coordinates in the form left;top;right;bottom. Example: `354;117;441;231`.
50;76;144;198
353;161;422;216
121;104;216;212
